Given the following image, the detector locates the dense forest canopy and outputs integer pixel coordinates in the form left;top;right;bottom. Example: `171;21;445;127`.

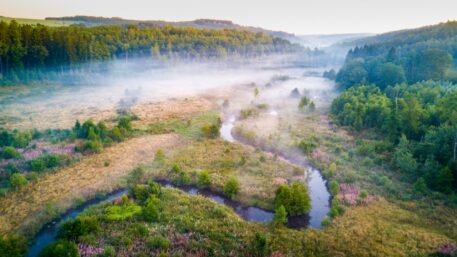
44;15;296;39
331;21;457;196
335;21;457;88
0;20;303;83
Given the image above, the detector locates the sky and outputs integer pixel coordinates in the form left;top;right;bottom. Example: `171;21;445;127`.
1;0;456;35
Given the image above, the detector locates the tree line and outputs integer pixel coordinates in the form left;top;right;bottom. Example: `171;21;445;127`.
0;20;302;83
330;21;457;196
334;21;457;89
331;83;457;195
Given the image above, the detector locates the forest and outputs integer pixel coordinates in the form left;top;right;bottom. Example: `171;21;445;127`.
330;21;457;197
334;21;457;88
0;20;302;84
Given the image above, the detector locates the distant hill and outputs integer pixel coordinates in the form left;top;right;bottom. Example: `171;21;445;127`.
45;15;296;39
0;15;76;27
335;20;457;88
346;20;457;50
295;33;373;48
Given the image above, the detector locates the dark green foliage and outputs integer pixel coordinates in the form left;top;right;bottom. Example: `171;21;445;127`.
130;184;153;204
274;183;311;216
414;177;428;195
130;181;162;204
57;217;100;241
0;130;32;148
0;20;301;84
38;240;79;257
331;82;457;194
338;21;457;88
2;146;19;159
223;177;240;199
0;235;26;257
29;158;46;172
329;180;340;196
29;154;67;172
253;232;267;256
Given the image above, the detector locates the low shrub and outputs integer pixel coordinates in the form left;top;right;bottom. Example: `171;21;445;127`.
273;205;287;225
57;217;100;241
223;177;240;199
2;146;19;159
142;195;160;222
201;124;220;139
146;235;170;250
10;173;27;189
197;170;211;188
38;240;79;257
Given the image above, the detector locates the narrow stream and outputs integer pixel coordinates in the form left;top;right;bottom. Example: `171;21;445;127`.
27;189;128;257
219;115;331;228
27;112;329;256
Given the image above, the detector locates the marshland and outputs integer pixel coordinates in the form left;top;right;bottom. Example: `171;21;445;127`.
1;3;457;257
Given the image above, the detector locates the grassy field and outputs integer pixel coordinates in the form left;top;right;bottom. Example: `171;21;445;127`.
0;133;182;237
55;183;453;257
143;138;303;209
0;16;75;27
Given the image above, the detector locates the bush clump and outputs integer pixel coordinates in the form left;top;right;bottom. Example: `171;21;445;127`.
2;146;20;159
197;170;211;188
274;183;311;216
223;177;240;199
146;235;170;250
38;240;79;257
57;217;100;241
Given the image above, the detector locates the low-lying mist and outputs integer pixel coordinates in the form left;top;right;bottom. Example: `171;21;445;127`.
0;54;338;130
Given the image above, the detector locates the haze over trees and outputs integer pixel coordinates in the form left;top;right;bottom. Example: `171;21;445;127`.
335;21;457;88
0;20;303;84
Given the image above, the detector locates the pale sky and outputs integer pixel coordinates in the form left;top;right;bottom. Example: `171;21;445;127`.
1;0;456;35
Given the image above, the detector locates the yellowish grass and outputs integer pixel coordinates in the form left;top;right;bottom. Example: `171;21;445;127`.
131;97;215;128
314;199;455;256
0;133;184;236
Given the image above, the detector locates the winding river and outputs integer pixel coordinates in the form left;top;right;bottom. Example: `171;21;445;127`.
27;103;330;257
219;115;331;228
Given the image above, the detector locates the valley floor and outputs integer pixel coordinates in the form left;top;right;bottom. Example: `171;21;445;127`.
0;81;456;256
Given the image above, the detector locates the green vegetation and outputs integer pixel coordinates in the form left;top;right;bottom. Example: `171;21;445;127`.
1;146;19;159
336;21;457;88
223;176;241;199
331;83;457;195
273;205;287;225
0;235;26;257
148;111;220;140
197;170;211;188
274;183;311;216
38;240;79;257
0;20;301;84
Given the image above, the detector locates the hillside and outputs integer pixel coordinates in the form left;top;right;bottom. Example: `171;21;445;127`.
334;21;457;88
45;15;296;39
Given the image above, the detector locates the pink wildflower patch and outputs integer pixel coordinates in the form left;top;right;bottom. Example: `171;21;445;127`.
78;243;104;257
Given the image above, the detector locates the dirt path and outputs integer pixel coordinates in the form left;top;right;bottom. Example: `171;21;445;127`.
0;133;183;236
